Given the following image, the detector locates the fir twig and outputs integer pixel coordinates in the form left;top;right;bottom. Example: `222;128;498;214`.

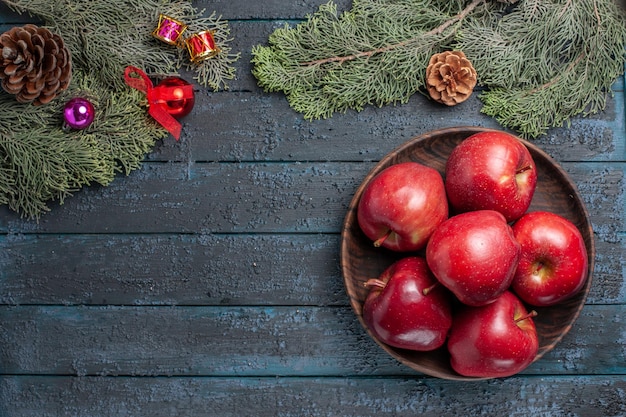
1;0;239;90
0;0;239;218
252;0;626;138
300;0;485;66
182;10;240;91
252;0;493;120
456;0;626;137
0;70;166;218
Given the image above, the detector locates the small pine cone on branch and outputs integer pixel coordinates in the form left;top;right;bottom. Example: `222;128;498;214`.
426;50;477;106
0;24;72;105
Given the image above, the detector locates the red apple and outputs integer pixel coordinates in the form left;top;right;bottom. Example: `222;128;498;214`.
445;131;537;222
357;162;448;252
512;211;588;307
426;210;521;306
448;291;539;378
362;256;453;351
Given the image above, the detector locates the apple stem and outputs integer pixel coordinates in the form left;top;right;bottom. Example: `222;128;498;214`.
363;278;387;290
422;282;440;296
515;310;538;323
516;165;533;175
373;229;392;248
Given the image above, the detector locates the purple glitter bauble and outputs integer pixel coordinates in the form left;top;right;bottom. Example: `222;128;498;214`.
63;98;95;130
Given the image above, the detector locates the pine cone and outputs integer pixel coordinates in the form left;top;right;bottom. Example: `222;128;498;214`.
0;24;72;105
426;51;477;106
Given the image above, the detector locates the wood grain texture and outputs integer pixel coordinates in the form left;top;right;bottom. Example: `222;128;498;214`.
163;19;625;164
1;305;624;377
151;88;625;164
1;375;625;417
0;162;622;306
0;236;623;309
0;232;622;306
0;162;622;234
0;234;344;306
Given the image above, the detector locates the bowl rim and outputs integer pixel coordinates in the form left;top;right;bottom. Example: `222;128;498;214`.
340;126;595;381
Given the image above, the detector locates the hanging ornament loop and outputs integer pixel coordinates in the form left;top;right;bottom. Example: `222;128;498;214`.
124;66;191;140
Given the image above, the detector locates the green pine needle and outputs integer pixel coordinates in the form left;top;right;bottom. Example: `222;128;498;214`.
252;0;626;138
0;0;239;218
0;70;166;218
252;0;478;119
2;0;239;91
455;0;626;138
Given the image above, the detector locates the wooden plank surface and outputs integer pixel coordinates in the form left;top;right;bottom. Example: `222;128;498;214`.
1;304;625;376
0;232;623;306
0;161;623;234
1;0;625;416
1;376;625;417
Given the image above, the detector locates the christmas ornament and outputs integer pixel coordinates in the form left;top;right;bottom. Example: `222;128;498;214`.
151;15;221;64
0;24;72;105
152;14;187;46
63;97;95;130
153;77;195;119
124;66;195;140
425;51;477;106
185;30;220;63
0;0;238;219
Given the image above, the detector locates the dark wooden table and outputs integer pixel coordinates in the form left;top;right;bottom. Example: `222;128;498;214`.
1;2;625;416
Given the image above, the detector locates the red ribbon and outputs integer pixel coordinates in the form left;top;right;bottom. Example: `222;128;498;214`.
124;66;188;141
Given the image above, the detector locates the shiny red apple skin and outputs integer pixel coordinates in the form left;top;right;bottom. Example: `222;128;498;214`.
445;131;537;222
362;256;453;351
357;162;448;252
426;210;521;306
512;211;588;307
448;291;539;378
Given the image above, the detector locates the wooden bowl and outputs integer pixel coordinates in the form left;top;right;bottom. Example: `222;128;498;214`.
340;126;595;381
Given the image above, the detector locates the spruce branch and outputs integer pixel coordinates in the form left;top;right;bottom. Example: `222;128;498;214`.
456;0;626;137
524;53;585;97
0;69;166;218
0;0;238;218
1;0;239;91
252;0;626;138
252;0;495;120
181;10;240;91
300;0;486;67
